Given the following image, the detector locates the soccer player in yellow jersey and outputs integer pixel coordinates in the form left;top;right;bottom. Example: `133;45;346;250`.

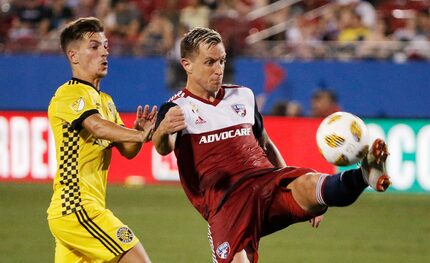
47;17;155;263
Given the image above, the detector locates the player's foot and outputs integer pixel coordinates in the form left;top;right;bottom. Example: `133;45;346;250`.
361;138;391;192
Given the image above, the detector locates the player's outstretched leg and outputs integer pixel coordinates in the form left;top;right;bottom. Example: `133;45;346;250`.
360;138;391;192
315;138;391;208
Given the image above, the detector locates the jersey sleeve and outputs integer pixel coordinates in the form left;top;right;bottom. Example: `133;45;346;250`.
252;98;264;139
154;102;178;130
52;87;99;131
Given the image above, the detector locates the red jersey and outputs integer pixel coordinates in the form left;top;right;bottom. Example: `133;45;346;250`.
156;85;275;219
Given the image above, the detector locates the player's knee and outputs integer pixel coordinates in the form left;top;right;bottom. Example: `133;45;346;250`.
291;172;320;192
288;172;326;213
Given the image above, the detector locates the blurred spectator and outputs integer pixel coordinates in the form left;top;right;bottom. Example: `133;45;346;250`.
166;22;188;90
1;0;430;61
337;0;376;29
415;10;430;38
210;0;266;57
310;88;341;117
377;0;429;34
104;0;141;39
318;3;340;41
287;100;304;117
337;7;370;42
135;10;174;56
392;13;418;41
179;0;210;29
270;100;289;116
357;17;395;59
6;0;51;52
0;1;13;51
270;100;304;117
46;0;73;31
286;16;324;59
73;0;98;18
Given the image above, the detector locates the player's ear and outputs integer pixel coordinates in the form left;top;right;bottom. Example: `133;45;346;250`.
181;58;192;74
67;47;78;64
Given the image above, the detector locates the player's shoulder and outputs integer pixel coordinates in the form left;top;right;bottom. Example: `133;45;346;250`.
223;83;247;89
223;84;253;92
168;90;186;102
55;79;96;97
222;84;255;97
100;91;113;101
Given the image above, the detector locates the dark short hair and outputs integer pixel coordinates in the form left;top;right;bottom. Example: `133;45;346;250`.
312;89;338;103
180;27;222;59
60;17;104;54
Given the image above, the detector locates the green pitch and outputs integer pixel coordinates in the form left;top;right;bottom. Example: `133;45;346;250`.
0;183;429;262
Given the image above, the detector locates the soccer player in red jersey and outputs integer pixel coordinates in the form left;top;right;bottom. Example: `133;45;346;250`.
152;27;390;263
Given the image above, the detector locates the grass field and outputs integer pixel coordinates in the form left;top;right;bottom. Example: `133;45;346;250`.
1;183;429;263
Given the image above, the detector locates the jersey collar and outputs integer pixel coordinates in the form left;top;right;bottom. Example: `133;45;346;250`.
72;78;100;93
183;87;225;106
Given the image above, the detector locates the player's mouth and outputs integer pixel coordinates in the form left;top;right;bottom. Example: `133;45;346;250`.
212;78;222;85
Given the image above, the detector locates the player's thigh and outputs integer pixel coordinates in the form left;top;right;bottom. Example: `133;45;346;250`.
287;172;326;214
118;242;151;263
48;208;139;262
54;238;92;263
208;188;260;263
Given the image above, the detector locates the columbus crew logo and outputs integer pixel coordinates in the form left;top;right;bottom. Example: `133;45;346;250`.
116;227;134;244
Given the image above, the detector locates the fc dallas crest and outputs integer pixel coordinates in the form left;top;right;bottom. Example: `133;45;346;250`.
232;104;246;117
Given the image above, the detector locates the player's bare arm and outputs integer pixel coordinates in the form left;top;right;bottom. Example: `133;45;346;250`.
153;106;187;155
114;105;158;159
257;129;287;168
82;113;148;144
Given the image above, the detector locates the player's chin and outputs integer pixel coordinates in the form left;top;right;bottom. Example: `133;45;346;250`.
209;81;222;91
97;70;108;78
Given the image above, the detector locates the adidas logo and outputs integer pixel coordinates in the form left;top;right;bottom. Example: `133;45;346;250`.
195;116;207;124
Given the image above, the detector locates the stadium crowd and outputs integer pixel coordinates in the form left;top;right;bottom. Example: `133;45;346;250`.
1;0;430;60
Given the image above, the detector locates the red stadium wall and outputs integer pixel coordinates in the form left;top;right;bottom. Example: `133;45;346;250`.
0;112;334;183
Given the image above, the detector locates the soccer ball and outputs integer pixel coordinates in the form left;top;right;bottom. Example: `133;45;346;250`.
316;112;369;166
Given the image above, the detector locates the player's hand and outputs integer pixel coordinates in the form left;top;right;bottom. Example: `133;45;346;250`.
160;106;187;135
309;215;324;228
134;105;157;142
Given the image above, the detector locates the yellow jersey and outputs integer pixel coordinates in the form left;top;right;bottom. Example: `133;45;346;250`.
47;78;123;219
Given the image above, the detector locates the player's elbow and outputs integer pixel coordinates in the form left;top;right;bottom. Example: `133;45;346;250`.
153;132;174;156
122;153;137;160
153;140;173;156
155;144;172;156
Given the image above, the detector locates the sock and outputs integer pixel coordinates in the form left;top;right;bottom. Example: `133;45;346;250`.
316;169;368;207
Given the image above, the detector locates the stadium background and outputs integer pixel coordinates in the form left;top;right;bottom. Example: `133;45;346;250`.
1;0;430;262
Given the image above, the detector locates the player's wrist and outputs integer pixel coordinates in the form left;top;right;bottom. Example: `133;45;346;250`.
139;130;146;143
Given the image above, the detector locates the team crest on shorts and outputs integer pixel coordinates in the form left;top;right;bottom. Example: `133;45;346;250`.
232;104;246;117
216;242;230;259
116;227;134;244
